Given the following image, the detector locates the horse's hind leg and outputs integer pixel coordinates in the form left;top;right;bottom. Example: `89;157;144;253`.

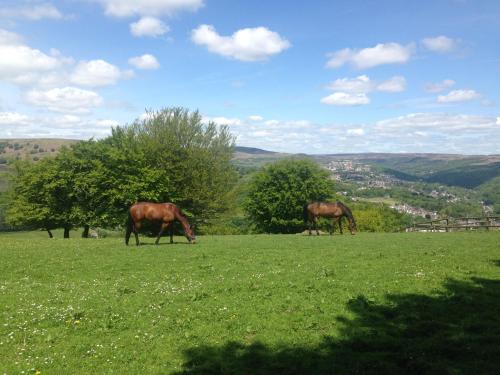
339;217;344;235
314;217;320;236
133;221;141;246
125;226;131;245
169;224;174;244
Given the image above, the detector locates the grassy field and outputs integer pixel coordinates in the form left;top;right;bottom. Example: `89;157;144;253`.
1;231;499;374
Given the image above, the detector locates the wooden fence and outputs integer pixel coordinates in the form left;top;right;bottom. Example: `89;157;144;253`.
406;216;500;232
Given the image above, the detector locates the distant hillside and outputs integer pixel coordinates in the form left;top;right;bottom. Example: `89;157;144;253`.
0;139;77;163
234;146;276;155
2;138;500;190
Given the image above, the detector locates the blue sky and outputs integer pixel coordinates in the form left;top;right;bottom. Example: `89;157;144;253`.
0;0;499;154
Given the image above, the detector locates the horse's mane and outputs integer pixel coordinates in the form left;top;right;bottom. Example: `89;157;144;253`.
337;201;355;223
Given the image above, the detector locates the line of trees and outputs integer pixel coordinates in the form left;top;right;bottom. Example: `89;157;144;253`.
6;108;237;237
4;107;413;236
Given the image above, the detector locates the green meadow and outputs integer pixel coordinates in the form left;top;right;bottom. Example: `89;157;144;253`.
1;231;499;374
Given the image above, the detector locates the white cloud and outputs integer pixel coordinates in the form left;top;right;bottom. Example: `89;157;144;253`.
203;116;242;126
70;59;126;87
375;113;497;131
425;79;455;93
320;92;370;106
0;111;31;125
437;89;479;103
0;39;64;82
191;24;291;61
128;54;160;70
421;35;457;53
191;112;500;154
25;87;103;113
130;16;169;37
326;42;414;69
96;0;204;17
326;75;406;95
248;115;263;121
321;75;405;106
376;76;406;92
0;29;23;45
0;3;63;20
327;75;373;93
0;111;119;138
347;128;365;136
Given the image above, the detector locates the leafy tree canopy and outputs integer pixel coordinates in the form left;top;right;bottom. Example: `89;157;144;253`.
244;158;334;233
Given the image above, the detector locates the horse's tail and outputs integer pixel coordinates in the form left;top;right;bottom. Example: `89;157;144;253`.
303;203;310;224
125;208;135;245
126;209;134;230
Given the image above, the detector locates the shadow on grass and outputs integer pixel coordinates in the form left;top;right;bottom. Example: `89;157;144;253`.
175;277;500;374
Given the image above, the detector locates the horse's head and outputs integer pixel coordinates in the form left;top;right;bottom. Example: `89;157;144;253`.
186;224;196;244
348;219;357;235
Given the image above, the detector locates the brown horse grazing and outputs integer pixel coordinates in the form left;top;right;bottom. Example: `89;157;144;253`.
304;201;357;235
126;202;196;246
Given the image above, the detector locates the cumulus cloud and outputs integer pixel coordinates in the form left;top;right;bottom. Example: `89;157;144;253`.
95;0;204;17
70;59;130;87
374;113;497;132
437;89;479;103
327;75;406;94
421;35;458;53
0;30;65;83
0;111;31;125
202;116;242;126
0;29;23;45
248;115;264;121
191;24;291;61
128;54;160;70
130;16;169;37
327;75;373;93
347;128;365;136
376;76;406;92
191;113;500;154
326;42;414;69
0;111;119;138
25;87;103;113
320;92;370;106
322;75;405;106
0;3;63;20
424;79;455;93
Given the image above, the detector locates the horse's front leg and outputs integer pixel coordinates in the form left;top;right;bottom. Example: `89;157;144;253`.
314;217;320;236
331;217;340;236
169;223;174;244
339;217;343;235
155;222;170;245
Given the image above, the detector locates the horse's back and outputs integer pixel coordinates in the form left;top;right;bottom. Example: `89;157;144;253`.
130;202;176;222
308;201;343;217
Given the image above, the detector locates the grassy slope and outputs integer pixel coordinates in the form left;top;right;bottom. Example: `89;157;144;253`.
1;232;499;374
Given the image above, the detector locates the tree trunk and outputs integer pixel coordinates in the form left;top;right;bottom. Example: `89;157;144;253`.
82;225;90;238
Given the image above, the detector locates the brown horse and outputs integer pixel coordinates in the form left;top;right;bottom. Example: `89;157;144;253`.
125;202;196;246
304;201;357;235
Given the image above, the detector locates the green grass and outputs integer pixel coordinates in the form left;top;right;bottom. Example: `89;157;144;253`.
1;231;499;374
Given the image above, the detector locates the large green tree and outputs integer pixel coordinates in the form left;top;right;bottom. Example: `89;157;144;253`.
112;107;237;222
6;156;76;237
244;158;334;233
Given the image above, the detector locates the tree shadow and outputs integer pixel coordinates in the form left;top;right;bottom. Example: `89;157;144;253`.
174;276;500;374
